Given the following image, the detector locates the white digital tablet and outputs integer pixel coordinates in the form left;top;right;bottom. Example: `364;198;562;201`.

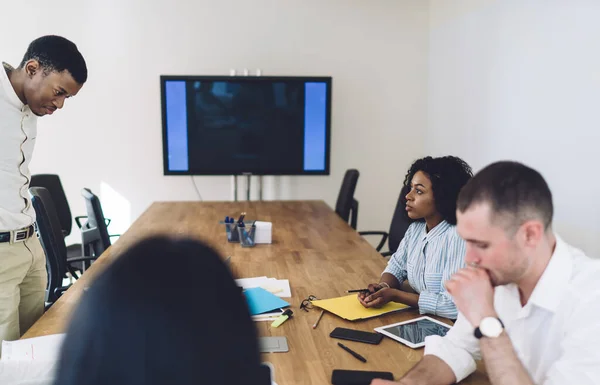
374;316;452;348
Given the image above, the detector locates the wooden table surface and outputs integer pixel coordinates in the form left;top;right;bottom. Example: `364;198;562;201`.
23;200;488;385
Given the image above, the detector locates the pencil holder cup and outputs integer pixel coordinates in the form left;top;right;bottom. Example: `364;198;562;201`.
238;225;256;247
225;223;239;243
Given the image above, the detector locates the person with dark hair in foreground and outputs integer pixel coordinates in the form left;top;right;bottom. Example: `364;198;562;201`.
374;161;600;385
359;156;473;319
53;237;270;385
0;35;87;354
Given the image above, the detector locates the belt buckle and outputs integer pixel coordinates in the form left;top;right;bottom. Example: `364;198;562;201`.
12;228;29;243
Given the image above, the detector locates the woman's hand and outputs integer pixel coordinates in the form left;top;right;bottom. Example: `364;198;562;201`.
357;283;386;301
358;286;399;308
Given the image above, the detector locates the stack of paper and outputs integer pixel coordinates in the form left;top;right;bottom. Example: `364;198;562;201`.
236;276;291;298
0;334;65;385
1;334;65;362
252;309;285;322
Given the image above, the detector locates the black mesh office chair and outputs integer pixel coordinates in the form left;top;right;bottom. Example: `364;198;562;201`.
81;188;118;258
30;187;97;309
335;169;359;230
359;188;411;257
30;174;87;260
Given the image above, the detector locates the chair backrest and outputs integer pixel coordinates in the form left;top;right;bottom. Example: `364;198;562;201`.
30;174;73;237
387;189;411;253
81;188;111;256
335;169;360;229
29;186;67;305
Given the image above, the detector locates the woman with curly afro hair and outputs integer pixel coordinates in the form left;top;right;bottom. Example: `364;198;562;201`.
359;156;473;319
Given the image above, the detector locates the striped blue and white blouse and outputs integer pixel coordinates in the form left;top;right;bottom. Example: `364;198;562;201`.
383;220;466;319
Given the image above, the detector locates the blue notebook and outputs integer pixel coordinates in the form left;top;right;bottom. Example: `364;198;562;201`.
244;287;290;315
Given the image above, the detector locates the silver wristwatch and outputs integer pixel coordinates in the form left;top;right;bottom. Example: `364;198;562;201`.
474;317;504;339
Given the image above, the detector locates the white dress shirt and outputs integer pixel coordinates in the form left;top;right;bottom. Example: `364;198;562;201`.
0;62;38;231
424;235;600;384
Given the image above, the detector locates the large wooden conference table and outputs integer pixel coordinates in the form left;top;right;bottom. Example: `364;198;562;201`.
23;200;488;384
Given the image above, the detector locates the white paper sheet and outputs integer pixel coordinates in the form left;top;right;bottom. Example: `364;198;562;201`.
252;309;285;322
236;277;291;298
260;279;291;298
236;276;269;289
1;334;65;362
0;334;65;385
0;360;58;385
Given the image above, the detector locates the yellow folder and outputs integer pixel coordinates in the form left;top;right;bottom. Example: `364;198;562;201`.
311;294;410;321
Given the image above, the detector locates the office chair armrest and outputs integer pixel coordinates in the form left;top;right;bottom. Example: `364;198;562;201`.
350;199;359;230
381;250;393;257
66;265;80;280
74;216;88;228
358;231;388;252
54;285;71;298
76;216;112;227
66;256;98;263
66;256;98;278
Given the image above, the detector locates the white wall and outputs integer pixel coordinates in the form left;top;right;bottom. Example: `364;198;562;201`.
427;0;600;257
5;1;598;257
0;0;429;246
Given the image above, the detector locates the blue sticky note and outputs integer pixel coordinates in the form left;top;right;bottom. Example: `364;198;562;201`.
244;287;290;315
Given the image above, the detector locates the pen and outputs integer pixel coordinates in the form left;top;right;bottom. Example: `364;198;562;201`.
346;289;371;294
312;310;325;329
337;342;367;363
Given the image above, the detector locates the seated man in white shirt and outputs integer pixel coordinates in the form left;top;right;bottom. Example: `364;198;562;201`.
373;161;600;385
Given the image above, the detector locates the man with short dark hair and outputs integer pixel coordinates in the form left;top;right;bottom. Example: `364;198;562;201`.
374;161;600;385
0;35;87;354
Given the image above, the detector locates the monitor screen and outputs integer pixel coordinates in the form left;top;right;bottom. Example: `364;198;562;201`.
161;76;331;175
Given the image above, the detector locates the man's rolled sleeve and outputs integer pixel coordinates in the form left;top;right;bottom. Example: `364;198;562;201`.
423;314;480;382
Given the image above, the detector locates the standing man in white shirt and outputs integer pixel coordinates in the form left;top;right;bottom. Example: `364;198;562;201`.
0;35;87;354
374;161;600;385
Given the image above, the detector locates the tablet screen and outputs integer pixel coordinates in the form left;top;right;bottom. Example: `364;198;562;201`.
381;318;450;345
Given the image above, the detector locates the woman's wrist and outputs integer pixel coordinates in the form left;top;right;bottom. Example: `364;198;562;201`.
379;272;402;290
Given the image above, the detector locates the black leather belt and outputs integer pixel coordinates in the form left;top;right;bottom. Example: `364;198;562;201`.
0;225;35;243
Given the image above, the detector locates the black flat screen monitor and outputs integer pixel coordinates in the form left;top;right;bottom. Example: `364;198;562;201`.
161;75;331;175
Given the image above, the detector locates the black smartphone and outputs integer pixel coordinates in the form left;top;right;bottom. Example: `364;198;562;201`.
259;363;272;385
331;369;394;385
329;327;384;345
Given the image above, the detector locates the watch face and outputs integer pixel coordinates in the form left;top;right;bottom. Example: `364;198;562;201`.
480;317;503;338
